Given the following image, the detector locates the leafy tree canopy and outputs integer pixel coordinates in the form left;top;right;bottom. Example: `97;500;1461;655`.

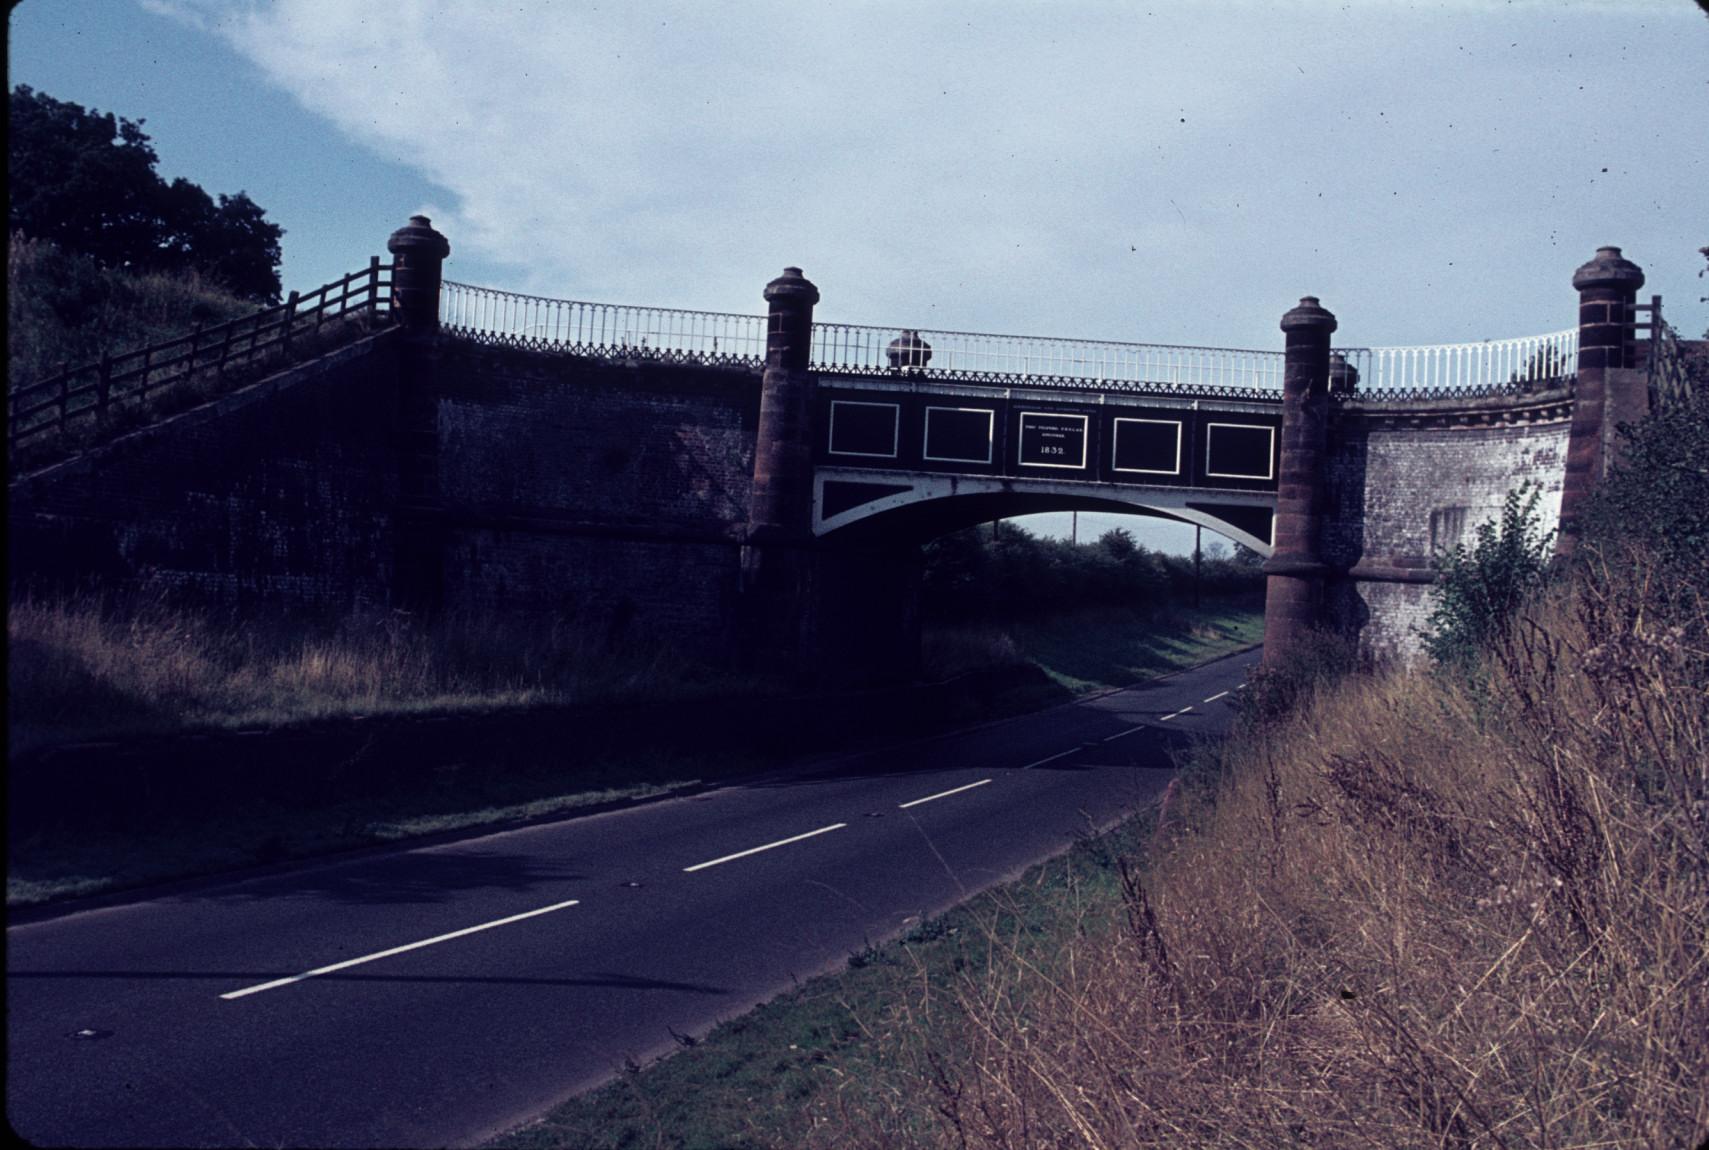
9;86;283;303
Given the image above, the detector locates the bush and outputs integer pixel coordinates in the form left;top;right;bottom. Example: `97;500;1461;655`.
1582;384;1709;596
1422;482;1554;669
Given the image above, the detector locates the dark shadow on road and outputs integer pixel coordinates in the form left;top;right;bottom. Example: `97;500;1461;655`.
164;848;586;908
7;969;731;994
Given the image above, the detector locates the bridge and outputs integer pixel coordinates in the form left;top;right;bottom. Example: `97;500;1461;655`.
8;217;1685;679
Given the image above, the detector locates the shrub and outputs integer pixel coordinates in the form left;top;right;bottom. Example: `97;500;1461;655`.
1422;482;1554;669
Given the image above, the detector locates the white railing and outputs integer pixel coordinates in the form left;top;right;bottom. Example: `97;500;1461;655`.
440;280;768;365
438;278;1582;403
811;322;1285;395
1341;328;1577;396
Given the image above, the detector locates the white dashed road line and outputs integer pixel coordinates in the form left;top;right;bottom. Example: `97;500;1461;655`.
1203;690;1230;703
1159;706;1194;721
1020;747;1081;770
682;823;848;873
220;898;583;1000
899;778;992;810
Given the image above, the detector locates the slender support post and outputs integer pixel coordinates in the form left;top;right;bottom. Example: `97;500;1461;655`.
1194;524;1202;610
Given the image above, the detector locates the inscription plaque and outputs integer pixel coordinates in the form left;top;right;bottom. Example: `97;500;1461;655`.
1017;412;1088;469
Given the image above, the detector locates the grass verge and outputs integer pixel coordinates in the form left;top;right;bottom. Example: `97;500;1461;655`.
484;812;1165;1150
922;597;1263;693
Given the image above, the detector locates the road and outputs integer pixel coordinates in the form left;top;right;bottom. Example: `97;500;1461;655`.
6;648;1259;1149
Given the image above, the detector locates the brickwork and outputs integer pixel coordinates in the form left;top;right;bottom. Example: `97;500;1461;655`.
431;341;760;658
1322;394;1572;661
434;343;758;530
445;529;742;656
8;334;402;611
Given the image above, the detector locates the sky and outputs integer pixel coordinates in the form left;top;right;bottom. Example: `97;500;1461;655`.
10;0;1707;551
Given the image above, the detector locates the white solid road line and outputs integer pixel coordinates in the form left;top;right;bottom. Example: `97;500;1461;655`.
682;823;848;873
1020;747;1081;770
899;778;993;809
1203;690;1230;703
220;898;583;1000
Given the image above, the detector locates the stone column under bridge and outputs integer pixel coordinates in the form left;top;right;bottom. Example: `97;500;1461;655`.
1262;296;1337;668
740;268;923;683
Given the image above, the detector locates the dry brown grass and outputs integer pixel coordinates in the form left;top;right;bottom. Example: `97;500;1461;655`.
811;538;1708;1149
7;587;740;753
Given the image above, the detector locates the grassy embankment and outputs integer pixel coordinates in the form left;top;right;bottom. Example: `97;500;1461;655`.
487;473;1707;1143
7;234;382;472
8;232;256;387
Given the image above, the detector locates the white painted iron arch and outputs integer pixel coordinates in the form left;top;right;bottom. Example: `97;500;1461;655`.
812;469;1276;556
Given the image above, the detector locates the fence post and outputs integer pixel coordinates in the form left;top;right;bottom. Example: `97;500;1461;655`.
387;216;450;333
368;255;382;318
97;352;113;415
280;291;300;354
1262;296;1337;668
217;320;235;380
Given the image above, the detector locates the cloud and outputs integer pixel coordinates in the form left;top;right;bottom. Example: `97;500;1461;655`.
151;0;1707;346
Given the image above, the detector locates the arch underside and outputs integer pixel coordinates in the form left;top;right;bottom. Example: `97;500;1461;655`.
814;469;1276;554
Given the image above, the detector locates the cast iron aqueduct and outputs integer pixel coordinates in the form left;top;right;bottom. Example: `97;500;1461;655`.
8;217;1689;678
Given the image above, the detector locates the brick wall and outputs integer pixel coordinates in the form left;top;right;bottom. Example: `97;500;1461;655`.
431;342;761;657
8;334;402;612
1323;391;1573;662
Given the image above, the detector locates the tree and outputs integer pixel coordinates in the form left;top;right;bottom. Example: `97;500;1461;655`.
9;86;283;302
1098;527;1137;559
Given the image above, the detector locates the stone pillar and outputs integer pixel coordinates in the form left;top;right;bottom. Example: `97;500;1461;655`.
386;216;452;615
1262;296;1337;667
741;267;820;669
387;214;450;332
1557;246;1644;558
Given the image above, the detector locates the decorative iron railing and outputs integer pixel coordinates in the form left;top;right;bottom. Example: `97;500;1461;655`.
1645;314;1693;410
1336;328;1578;402
440;280;769;367
9;258;393;456
809;322;1287;396
437;279;1594;405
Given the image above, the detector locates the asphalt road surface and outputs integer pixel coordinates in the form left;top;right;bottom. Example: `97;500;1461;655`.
7;648;1260;1149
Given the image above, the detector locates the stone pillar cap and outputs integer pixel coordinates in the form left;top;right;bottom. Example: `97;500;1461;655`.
1281;295;1337;334
1571;245;1644;293
387;214;450;259
764;266;820;306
